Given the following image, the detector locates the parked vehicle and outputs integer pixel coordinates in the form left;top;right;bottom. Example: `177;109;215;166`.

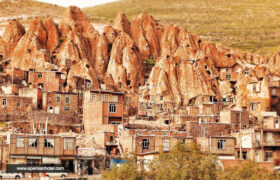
0;171;23;179
45;172;67;178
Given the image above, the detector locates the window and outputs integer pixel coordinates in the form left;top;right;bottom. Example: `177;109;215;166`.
217;139;226;150
64;138;74;150
109;103;116;113
160;96;164;101
229;97;234;103
16;137;24;148
272;89;276;95
92;93;97;101
104;94;109;102
2;99;7;108
38;73;43;78
99;94;103;101
28;138;38;148
118;82;122;88
205;106;211;114
244;69;249;75
251;103;257;111
253;84;256;91
142;139;150;150
65;95;69;104
265;152;273;162
56;94;60;102
163;139;170;151
64;107;70;111
17;101;21;108
110;136;114;142
78;90;83;98
226;75;231;80
44;138;54;148
237;151;247;159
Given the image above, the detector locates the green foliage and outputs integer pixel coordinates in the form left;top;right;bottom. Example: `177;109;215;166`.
219;160;280;180
84;0;280;56
102;155;143;180
146;142;220;180
144;59;156;66
102;142;280;180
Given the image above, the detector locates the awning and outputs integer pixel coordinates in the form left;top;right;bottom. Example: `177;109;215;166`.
42;157;59;164
77;157;96;160
10;155;25;159
26;156;41;160
60;157;75;160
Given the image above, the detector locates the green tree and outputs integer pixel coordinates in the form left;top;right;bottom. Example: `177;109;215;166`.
219;160;280;180
146;142;220;180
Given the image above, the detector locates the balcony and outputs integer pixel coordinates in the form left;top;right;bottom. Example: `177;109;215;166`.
263;140;280;146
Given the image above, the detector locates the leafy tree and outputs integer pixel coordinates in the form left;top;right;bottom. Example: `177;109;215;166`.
219;160;280;180
102;142;280;180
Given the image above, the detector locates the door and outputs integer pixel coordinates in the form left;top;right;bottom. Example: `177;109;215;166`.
276;118;279;129
55;106;60;114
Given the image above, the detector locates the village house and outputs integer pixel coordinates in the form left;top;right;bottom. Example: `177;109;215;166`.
9;134;77;173
0;94;32;113
220;68;239;82
83;90;128;135
42;91;78;117
19;87;42;109
197;136;235;159
118;129;193;170
28;71;66;92
5;67;28;85
220;108;255;132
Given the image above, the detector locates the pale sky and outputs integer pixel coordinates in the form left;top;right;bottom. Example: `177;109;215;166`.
35;0;119;8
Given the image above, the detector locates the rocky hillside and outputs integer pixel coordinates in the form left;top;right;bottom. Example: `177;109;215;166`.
1;6;280;116
85;0;280;56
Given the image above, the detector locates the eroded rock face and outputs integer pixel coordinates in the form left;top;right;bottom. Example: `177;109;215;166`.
3;7;280;118
106;32;145;92
44;18;60;53
27;18;48;48
0;20;25;59
9;33;51;71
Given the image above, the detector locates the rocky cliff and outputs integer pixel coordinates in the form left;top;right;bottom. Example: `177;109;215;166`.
0;6;279;117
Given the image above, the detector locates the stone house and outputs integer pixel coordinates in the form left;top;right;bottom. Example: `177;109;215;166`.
0;94;32;113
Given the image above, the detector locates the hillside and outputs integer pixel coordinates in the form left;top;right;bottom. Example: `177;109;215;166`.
0;0;64;34
84;0;280;56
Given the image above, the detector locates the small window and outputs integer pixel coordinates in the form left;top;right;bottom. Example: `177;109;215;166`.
110;136;114;142
64;138;74;150
163;139;170;151
2;99;7;107
16;137;24;148
142;139;150;150
160;96;164;101
92;93;97;101
252;103;257;111
28;138;38;148
272;89;276;95
226;75;231;80
56;94;60;102
265;152;273;162
217;139;226;150
38;73;43;78
118;82;122;88
17;101;21;108
64;107;70;111
229;97;234;103
65;95;70;104
109;103;116;113
253;84;256;91
44;138;54;148
104;94;109;102
244;69;249;75
78;90;83;98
